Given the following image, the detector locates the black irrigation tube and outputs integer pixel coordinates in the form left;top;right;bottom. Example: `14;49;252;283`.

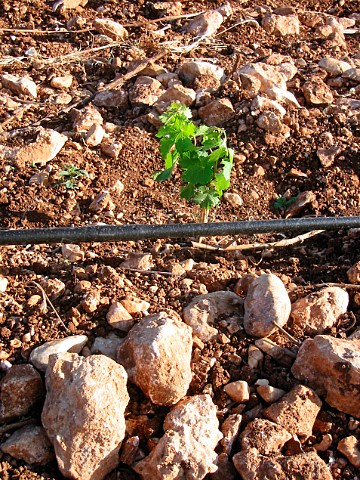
1;216;360;246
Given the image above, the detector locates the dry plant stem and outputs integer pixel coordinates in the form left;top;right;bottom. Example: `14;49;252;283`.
0;27;92;34
119;267;181;276
30;281;69;332
191;230;325;251
40;42;124;65
103;50;167;90
122;11;205;27
273;321;301;347
300;283;360;291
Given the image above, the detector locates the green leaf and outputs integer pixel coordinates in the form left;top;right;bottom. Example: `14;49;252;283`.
214;172;230;194
180;183;195;201
193;187;220;210
152;167;174;181
181;160;213;186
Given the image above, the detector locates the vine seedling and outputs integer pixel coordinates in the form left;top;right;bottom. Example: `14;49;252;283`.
153;102;234;222
56;165;90;190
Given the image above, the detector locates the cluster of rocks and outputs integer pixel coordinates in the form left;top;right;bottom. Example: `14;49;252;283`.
1;261;360;479
1;4;359;171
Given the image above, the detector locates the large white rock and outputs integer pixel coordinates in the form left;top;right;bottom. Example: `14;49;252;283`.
290;287;349;335
42;353;129;480
292;335;360;418
262;13;300;36
134;394;223;479
1;73;37;98
12;128;67;168
183;291;243;341
178;61;225;87
244;274;291;337
29;335;88;372
117;312;193;405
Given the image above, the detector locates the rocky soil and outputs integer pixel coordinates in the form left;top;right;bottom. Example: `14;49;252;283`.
0;0;360;479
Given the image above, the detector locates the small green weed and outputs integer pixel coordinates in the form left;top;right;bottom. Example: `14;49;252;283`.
153;102;234;222
56;165;90;190
273;196;297;211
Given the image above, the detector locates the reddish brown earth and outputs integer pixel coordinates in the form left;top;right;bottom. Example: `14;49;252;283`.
0;0;359;479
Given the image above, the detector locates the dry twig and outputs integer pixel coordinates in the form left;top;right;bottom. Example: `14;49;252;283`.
30;281;69;332
191;230;325;252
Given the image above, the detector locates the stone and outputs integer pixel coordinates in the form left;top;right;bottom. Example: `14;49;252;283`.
29;335;88;372
224;380;250;403
55;0;87;10
257;111;289;135
129;76;164;107
0;425;54;466
244;273;291;338
223;192;243;207
198;98;235;126
50;74;73;89
342;68;360;82
0;364;44;421
80;288;100;313
101;140;123;158
184;10;224;38
264;385;322;437
233;448;333;480
318;57;352;77
238;62;296;93
106;301;134;332
255;338;296;367
134;394;222;480
317;146;343;167
262;14;300;36
240;418;292;454
73;104;103;132
220;414;242;455
247;344;264;369
290;287;349;335
183;291;243;342
0;275;8;293
251;95;287;116
1;73;37;98
257;385;286;404
291;335;360;418
120;252;153;271
347;261;360;283
40;278;65;300
120;295;150;315
42;353;129;480
12;128;67;168
150;1;182;17
178;61;225;88
337;435;360;468
117;312;192;405
93;18;128;40
61;243;85;261
89;191;112;213
91;334;123;360
85;123;105;147
156;84;196;108
302;77;334;105
94;87;129;109
284;191;316;218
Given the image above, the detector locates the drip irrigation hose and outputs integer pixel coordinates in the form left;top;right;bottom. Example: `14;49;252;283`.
0;216;360;246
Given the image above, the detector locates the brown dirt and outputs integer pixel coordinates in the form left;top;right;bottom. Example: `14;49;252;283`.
0;0;359;479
